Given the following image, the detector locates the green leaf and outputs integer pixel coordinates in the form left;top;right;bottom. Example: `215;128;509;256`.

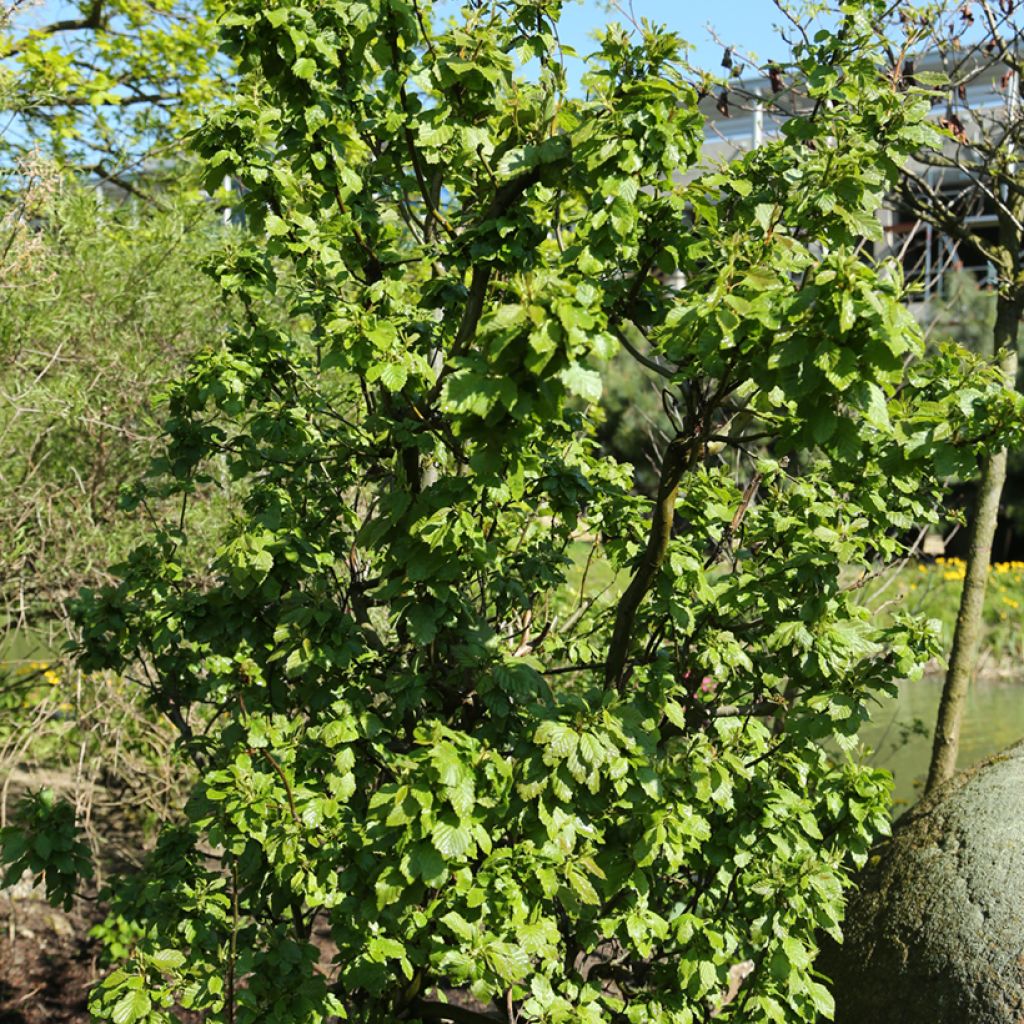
432;742;469;787
566;862;600;905
663;701;688;730
535;721;579;762
409;842;447;886
839;292;856;333
862;382;891;431
265;214;289;237
379;362;409;393
806;980;835;1017
369;936;408;961
111;990;151;1024
431;819;473;859
559;364;603;402
149;948;186;971
485;941;531;981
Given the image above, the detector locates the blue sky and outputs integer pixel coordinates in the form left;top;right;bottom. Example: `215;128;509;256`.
550;0;795;71
22;0;795;71
20;0;799;78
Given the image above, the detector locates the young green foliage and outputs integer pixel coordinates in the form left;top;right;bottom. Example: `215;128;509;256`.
0;788;93;911
71;1;1022;1022
0;0;228;177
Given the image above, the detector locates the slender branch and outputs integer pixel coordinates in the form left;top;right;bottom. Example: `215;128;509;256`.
85;161;166;208
704;471;762;570
541;661;605;675
613;324;674;379
258;748;302;830
949;153;1024;234
388;3;452;245
440;165;546;365
227;859;238;1024
26;91;180;109
898;175;983;251
604;433;701;689
411;0;438;62
711;702;780;718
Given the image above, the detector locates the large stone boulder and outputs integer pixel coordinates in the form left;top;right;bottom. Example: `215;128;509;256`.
823;741;1024;1024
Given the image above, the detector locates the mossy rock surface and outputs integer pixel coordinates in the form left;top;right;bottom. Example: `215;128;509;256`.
823;741;1024;1024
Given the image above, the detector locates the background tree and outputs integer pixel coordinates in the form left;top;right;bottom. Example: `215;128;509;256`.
919;273;1024;565
866;0;1024;792
12;2;1016;1023
0;0;228;188
924;269;998;357
0;0;237;639
0;12;242;983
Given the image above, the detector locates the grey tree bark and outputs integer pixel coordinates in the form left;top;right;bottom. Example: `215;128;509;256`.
926;296;1021;794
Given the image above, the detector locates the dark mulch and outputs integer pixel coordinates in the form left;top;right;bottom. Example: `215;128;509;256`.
0;891;98;1024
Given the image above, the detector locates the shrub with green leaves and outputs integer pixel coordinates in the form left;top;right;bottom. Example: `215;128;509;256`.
0;176;233;633
0;787;93;910
71;1;1022;1022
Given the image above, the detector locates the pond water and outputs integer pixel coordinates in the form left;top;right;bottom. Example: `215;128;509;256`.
859;673;1024;809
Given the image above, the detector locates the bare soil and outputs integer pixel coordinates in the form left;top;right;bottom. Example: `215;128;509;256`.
0;884;98;1024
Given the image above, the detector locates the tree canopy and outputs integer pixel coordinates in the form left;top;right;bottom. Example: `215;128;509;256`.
0;0;228;181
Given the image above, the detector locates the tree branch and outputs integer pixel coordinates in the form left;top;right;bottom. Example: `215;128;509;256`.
454;264;492;353
443;166;546;360
604;433;701;689
613;323;674;379
3;0;104;57
85;161;166;207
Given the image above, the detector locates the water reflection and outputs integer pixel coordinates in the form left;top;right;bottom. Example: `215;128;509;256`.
860;674;1024;808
